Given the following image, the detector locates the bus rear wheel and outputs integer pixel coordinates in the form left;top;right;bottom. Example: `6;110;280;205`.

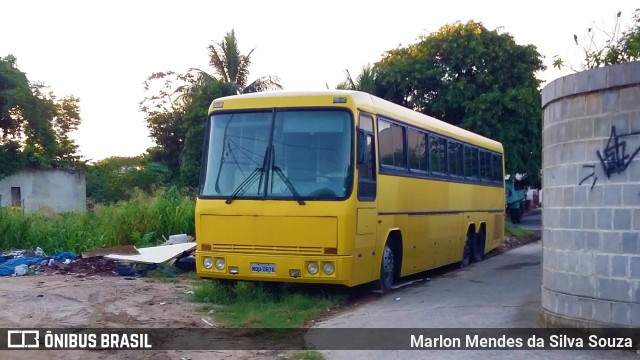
472;230;486;263
461;232;472;267
377;243;395;291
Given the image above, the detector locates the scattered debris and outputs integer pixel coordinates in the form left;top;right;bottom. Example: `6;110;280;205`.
14;264;29;276
45;257;116;276
175;255;196;272
105;242;196;265
34;247;46;257
162;234;193;245
0;251;78;277
114;261;137;276
487;230;542;259
81;245;140;259
1;234;197;278
201;318;215;327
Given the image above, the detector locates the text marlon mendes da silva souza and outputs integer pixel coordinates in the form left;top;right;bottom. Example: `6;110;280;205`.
410;334;634;349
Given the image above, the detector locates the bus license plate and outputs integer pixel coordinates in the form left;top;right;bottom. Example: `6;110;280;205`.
251;263;276;273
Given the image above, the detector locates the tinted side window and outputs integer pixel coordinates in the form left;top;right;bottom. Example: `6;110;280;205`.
464;145;478;178
378;119;406;168
430;135;447;174
408;129;428;172
492;154;503;182
479;151;491;180
448;141;463;177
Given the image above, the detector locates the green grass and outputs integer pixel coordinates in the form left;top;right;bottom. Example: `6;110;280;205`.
287;350;326;360
504;224;533;239
192;280;347;328
0;187;195;254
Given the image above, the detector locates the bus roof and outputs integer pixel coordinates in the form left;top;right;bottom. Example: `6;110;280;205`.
209;90;503;153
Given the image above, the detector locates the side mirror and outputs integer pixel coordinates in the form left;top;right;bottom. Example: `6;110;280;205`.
357;131;366;164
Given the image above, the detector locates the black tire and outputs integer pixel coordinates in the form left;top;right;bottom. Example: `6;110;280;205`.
472;231;486;263
377;243;395;291
461;232;472;267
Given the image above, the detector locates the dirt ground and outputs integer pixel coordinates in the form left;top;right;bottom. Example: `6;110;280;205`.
0;275;287;360
0;231;542;360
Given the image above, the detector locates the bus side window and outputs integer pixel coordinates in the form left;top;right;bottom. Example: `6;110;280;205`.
358;114;376;201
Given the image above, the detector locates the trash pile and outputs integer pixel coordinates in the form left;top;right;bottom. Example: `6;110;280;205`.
0;247;78;277
1;234;197;278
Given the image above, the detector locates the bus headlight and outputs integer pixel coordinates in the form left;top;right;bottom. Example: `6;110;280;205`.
215;257;226;270
307;262;319;275
203;257;213;269
322;262;335;275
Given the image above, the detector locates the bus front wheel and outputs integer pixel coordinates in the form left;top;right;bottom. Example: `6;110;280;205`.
378;243;395;291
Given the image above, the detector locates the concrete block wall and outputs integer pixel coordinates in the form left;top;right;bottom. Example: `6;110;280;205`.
0;168;86;213
541;61;640;327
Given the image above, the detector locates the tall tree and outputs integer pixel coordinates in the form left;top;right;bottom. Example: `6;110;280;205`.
336;63;380;94
553;9;640;70
141;70;235;185
32;83;83;168
85;155;169;204
375;21;545;186
0;55;83;178
179;78;235;188
141;71;188;181
141;31;282;187
207;29;283;94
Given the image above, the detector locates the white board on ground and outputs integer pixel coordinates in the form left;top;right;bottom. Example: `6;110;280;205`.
105;242;196;264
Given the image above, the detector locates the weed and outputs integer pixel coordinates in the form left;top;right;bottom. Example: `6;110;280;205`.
0;187;195;254
504;224;533;239
191;280;346;328
288;351;325;360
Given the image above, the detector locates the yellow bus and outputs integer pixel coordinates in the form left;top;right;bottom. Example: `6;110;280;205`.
195;90;505;290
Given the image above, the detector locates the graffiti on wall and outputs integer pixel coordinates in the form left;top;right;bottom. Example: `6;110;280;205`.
579;126;640;190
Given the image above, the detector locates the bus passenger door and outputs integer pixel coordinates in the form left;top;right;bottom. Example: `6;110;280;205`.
354;113;377;285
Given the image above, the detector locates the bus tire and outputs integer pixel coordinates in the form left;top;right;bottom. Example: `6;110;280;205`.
377;243;395;292
472;230;485;263
461;232;472;267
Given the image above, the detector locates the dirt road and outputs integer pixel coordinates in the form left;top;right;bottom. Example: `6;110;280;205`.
0;275;282;360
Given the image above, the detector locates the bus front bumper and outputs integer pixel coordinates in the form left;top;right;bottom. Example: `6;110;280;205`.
195;250;354;286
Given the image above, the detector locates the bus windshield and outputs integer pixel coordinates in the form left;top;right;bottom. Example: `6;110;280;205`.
200;109;353;201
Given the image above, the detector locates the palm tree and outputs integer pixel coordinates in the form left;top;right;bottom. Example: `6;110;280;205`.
336;63;378;94
207;30;283;94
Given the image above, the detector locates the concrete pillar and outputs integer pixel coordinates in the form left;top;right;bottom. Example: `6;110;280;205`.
541;61;640;327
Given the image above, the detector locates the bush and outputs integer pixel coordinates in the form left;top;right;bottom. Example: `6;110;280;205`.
0;187;195;254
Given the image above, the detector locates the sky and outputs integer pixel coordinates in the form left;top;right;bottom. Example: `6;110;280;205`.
2;0;638;162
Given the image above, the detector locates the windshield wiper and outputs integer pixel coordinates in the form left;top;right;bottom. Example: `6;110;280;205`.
272;165;305;205
225;167;263;204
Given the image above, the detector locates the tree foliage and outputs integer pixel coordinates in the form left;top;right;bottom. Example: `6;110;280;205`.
336;63;379;94
553;9;640;70
85;155;170;205
0;55;83;178
141;30;280;188
373;21;545;186
140;70;235;186
207;29;283;94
